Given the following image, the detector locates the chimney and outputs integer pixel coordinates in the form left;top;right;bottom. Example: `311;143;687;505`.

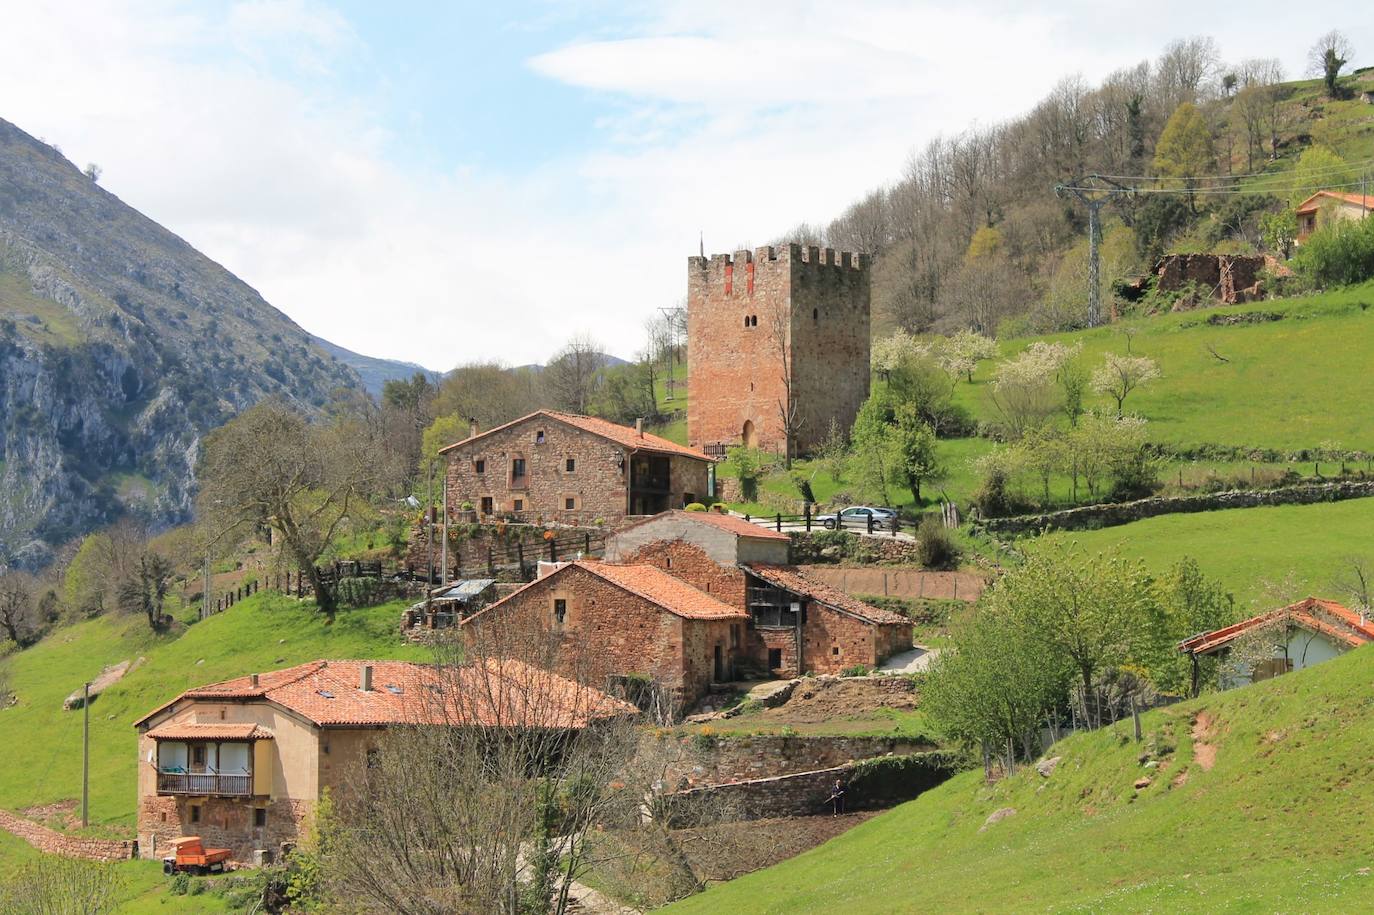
468;417;479;439
635;417;644;437
250;674;259;688
359;665;373;692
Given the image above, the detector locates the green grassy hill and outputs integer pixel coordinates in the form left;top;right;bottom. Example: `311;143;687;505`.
665;644;1374;914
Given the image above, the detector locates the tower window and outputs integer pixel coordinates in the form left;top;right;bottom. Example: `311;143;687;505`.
813;308;819;320
744;315;749;328
554;599;567;624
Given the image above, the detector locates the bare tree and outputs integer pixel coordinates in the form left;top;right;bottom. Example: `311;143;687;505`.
544;335;608;415
1155;36;1222;109
0;856;122;914
198;399;379;619
115;550;173;630
0;572;35;646
1308;30;1354;98
434;362;543;431
320;621;641;915
765;301;803;468
1332;556;1373;614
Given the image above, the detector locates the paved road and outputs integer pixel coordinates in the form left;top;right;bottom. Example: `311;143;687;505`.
877;646;940;674
730;513;917;542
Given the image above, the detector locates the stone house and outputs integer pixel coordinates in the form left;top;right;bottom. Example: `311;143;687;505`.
1179;597;1374;692
461;560;749;707
687;244;870;457
1295;191;1373;244
439;411;712;524
607;510;912;679
132;658;632;862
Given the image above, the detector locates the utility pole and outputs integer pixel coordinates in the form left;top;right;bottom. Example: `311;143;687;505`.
425;461;435;612
81;681;90;827
1056;175;1132;328
202;554;211;621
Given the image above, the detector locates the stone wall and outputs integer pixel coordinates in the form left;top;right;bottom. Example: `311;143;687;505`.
617;539;749;608
688;245;869;455
653;732;935;788
665;752;954;824
406;520;602;579
797;566;986;602
1155;253;1269;304
137;795;310;864
982;480;1374;537
0;809;135;862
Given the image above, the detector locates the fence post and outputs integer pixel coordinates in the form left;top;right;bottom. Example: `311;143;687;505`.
487;547;495;575
891;515;899;537
804;503;811;532
517;542;525;578
549;537;557;563
744;514;750;524
776;513;782;532
584;532;591;556
867;513;874;536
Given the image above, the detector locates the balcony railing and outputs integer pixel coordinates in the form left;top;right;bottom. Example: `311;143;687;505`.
157;771;252;797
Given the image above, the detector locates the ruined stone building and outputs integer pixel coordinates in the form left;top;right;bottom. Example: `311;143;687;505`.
687;244;870;457
439;410;712;523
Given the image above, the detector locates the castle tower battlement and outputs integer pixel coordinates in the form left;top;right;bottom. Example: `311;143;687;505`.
686;245;871;459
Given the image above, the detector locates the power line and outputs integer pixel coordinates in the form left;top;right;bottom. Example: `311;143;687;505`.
1056;179;1371;197
1092;156;1374;184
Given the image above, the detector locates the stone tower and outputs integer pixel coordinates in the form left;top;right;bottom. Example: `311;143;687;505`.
687;244;870;457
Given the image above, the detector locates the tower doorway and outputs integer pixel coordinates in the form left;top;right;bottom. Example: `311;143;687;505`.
742;419;757;449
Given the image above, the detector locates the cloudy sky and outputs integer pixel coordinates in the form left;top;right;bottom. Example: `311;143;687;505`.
2;1;1367;369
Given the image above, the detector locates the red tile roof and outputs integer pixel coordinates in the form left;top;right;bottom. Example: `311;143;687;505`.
744;564;911;626
437;410;709;462
1179;597;1374;655
136;659;636;730
1295;191;1374;214
463;560;748;625
145;722;274;741
615;509;791;542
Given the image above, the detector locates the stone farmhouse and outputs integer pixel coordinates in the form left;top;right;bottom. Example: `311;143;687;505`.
1295;191;1373;244
132;658;632;862
464;510;911;707
438;410;713;523
687;244;870;458
1179;597;1374;692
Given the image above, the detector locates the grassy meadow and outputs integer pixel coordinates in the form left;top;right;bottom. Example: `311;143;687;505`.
665;644;1374;914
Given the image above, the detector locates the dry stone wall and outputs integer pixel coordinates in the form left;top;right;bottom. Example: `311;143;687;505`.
0;809;134;862
981;480;1374;537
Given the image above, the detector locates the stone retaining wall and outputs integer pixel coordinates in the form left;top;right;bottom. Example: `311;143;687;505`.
797;566;985;601
666;752;954;824
0;809;135;862
655;732;934;788
981;480;1374;537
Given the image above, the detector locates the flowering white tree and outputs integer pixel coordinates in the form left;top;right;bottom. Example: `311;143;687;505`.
1091;353;1161;417
989;341;1082;437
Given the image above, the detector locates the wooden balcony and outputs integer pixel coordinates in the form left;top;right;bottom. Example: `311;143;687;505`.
157;771;252;797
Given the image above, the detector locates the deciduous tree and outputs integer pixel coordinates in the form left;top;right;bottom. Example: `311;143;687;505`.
1091;353;1160;417
1308;30;1354;98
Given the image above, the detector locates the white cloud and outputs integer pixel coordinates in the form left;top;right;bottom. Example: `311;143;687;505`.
2;1;1370;371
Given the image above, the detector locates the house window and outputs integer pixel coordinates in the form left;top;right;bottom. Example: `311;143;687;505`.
190;745;206;768
474;459;485;474
566;457;576;472
511;457;526;478
554;599;567;625
768;648;783;670
813;308;819;320
833;646;840;656
535;430;546;444
254;807;267;828
366;748;381;770
513;498;524;512
190;804;202;824
565;497;576;510
480;496;493;515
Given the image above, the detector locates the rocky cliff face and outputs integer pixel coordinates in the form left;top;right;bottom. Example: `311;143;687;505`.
0;117;362;568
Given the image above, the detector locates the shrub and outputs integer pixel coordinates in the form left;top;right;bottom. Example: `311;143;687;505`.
684;502;706;512
915;515;961;570
840;664;872;678
790;471;816;505
724;446;766;502
1294;216;1374;287
170;873;190;896
460;501;474;511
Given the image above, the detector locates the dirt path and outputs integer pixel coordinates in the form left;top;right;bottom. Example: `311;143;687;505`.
1192;711;1218;771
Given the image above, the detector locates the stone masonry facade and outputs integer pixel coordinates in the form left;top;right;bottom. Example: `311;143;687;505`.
138;794;311;864
688;244;870;456
443;414;709;525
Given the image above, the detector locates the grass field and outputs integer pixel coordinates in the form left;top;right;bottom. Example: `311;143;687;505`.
1042;497;1374;611
0;593;424;832
665;643;1374;914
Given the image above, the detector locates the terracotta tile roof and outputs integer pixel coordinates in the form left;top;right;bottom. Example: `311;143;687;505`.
1295;191;1374;213
462;560;747;626
145;722;274;741
1179;597;1374;655
437;410;709;462
136;659;636;730
744;564;911;626
615;509;791;542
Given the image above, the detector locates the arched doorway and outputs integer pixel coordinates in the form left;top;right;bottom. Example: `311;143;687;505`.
741;419;757;449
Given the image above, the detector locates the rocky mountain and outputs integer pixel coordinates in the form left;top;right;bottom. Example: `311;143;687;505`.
0;117;364;569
